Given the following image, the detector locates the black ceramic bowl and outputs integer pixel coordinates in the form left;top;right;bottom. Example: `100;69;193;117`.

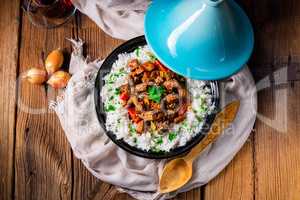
94;36;219;159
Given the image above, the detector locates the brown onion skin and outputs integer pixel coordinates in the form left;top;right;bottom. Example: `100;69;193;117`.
47;71;71;89
25;67;47;85
45;48;64;74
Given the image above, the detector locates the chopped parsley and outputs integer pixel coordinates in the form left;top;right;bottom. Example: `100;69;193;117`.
196;115;203;122
135;47;141;57
107;69;126;84
168;132;177;141
129;124;136;135
107;74;117;84
114;88;121;95
156;136;163;145
105;104;116;112
148;86;165;103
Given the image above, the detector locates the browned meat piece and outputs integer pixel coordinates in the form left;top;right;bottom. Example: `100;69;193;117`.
163;79;180;91
160;71;172;81
165;94;179;103
155;76;164;84
120;84;129;94
127;96;143;113
141;71;150;83
135;83;147;92
143;95;150;107
156;122;169;132
161;94;179;111
150;70;160;80
140;111;163;121
135;66;144;75
150;102;161;110
128;59;139;70
130;66;144;78
166;110;176;117
133;75;144;85
140;111;155;121
174;115;186;123
167;103;178;110
141;62;156;71
136;120;144;134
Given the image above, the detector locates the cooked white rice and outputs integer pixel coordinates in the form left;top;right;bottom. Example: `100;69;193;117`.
100;46;215;152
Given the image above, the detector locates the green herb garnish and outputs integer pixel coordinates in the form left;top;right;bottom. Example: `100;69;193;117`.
168;132;177;141
105;104;116;112
135;47;141;57
129;124;136;135
107;74;117;84
115;88;121;95
148;86;165;103
156;136;163;145
196;115;203;122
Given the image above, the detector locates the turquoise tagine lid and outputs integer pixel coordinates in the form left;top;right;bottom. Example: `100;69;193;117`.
145;0;254;80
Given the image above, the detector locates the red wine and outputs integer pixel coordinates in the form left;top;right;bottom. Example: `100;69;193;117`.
34;0;56;6
29;0;74;19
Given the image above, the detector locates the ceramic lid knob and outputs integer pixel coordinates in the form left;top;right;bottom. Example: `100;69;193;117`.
145;0;254;80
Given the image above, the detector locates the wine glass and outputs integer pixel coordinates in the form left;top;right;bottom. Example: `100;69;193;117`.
24;0;76;28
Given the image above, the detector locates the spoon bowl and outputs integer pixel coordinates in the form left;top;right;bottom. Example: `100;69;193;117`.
159;159;192;193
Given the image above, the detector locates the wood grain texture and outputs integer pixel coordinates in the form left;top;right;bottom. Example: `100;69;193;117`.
254;82;300;200
1;1;300;200
14;11;75;200
251;0;300;199
204;139;254;200
0;1;20;200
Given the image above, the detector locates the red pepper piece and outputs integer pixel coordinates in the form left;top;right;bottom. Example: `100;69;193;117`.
154;60;170;72
127;107;141;123
120;92;129;101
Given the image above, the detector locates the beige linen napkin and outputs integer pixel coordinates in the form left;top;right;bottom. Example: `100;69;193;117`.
51;39;257;200
72;0;150;40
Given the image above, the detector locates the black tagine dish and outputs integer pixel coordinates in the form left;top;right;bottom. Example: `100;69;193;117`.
94;36;219;159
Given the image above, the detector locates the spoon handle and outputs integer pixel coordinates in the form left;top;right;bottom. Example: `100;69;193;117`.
184;101;240;162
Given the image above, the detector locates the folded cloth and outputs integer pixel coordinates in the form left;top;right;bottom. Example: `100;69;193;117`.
71;0;150;40
51;39;257;200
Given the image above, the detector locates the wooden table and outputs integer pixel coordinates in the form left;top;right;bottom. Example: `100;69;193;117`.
1;0;300;199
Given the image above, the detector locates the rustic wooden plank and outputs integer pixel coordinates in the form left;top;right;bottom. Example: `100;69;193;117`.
251;0;300;199
0;0;21;199
254;83;300;200
204;139;254;200
14;10;76;200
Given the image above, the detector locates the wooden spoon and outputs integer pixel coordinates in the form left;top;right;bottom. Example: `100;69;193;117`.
159;101;240;193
